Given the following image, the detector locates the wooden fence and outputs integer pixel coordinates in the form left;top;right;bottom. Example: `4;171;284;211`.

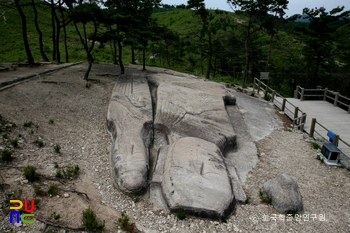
294;86;350;113
252;79;350;156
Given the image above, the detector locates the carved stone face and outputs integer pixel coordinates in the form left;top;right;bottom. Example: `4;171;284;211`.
107;70;247;219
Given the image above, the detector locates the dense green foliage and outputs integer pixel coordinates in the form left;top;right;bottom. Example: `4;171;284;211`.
0;0;349;95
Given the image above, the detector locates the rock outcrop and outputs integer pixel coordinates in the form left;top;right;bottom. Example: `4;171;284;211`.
107;70;256;218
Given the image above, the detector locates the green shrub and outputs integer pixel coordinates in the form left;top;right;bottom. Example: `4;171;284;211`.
65;165;80;176
118;211;136;232
10;139;18;148
3;189;22;206
316;153;322;161
33;185;46;196
176;211;186;220
134;197;140;203
1;149;14;161
54;162;59;168
24;121;33;127
245;195;251;204
34;198;41;207
23;166;40;182
49;119;54;124
51;212;60;220
55;170;63;178
35;140;44;148
82;207;105;232
48;184;58;195
54;144;61;153
2;133;8;139
259;189;272;204
312;142;320;150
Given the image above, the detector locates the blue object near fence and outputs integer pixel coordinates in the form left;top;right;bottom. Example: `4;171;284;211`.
327;130;336;143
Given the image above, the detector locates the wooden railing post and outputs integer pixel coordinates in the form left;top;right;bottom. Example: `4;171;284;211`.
310;118;316;137
264;85;268;98
300;113;306;131
323;88;328;101
333;134;339;147
271;90;276;102
294;86;299;99
281;98;286;112
253;77;256;93
294;107;299;119
334;92;339;106
257;80;261;94
348;105;350;114
300;88;305;101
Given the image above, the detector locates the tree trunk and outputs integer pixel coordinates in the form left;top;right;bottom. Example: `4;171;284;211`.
50;0;56;61
205;32;212;80
32;0;49;62
15;0;34;64
242;36;250;88
142;43;146;71
314;55;320;88
131;45;136;64
60;9;69;62
84;53;93;80
117;38;124;74
54;12;61;63
113;39;118;64
265;34;274;72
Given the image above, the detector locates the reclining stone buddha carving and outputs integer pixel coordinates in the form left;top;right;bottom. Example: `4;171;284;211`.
107;71;247;219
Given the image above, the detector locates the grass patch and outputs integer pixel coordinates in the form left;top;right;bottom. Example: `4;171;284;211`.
10;138;18;148
35;140;44;148
82;207;105;232
245;195;251;204
23;166;40;182
55;164;80;179
316;153;322;161
2;133;8;139
117;211;137;232
55;170;63;178
3;189;22;206
33;185;46;196
51;212;60;220
259;189;272;204
176;211;186;220
48;184;59;196
54;144;61;153
24;121;33;127
1;149;14;161
312;142;320;150
34;198;41;207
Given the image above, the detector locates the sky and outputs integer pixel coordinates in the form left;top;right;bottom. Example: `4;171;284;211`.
161;0;350;18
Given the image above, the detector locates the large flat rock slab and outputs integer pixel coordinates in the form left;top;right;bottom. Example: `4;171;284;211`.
107;73;153;194
162;137;234;218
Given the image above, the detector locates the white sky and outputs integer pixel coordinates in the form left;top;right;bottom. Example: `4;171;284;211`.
161;0;350;17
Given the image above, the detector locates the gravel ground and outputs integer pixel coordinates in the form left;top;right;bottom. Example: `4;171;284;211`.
0;63;349;233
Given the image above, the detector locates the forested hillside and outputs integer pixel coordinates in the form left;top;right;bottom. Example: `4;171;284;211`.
0;0;349;95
